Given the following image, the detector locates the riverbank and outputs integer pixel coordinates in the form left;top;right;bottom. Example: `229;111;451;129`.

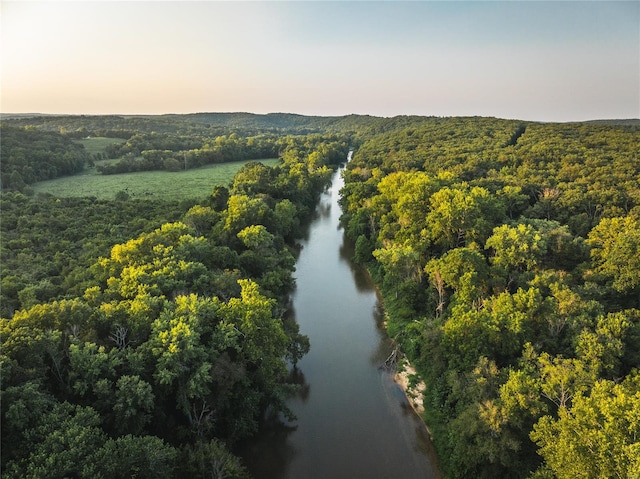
394;359;426;416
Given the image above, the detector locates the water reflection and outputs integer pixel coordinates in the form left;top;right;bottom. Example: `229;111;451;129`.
339;234;375;293
238;414;298;479
288;367;311;403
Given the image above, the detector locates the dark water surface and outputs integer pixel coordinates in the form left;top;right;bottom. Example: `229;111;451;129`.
239;162;441;479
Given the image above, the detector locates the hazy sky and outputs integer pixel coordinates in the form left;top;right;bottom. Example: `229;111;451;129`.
1;1;638;122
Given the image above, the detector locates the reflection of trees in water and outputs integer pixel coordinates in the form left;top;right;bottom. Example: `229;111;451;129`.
316;199;332;219
287;367;311;403
236;367;315;478
237;411;298;479
339;234;377;293
370;326;394;367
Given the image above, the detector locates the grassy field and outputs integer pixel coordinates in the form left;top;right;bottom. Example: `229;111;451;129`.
32;158;281;201
75;137;126;155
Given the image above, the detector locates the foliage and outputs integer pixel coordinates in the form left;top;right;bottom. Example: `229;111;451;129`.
339;116;640;478
0;125;88;190
1;123;346;477
530;373;640;479
0;193;186;316
4;112;639;478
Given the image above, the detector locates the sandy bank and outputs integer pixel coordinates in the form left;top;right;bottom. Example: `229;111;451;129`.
394;360;426;415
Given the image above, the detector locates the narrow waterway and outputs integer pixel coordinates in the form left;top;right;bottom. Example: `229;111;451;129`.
239;160;440;478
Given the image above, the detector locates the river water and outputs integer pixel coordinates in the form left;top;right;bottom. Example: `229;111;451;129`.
239;161;441;478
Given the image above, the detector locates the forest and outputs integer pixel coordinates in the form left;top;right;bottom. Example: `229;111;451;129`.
339;117;640;478
1;116;349;478
1;113;639;478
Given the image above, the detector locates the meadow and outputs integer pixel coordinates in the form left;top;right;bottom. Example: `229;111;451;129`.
32;158;280;201
75;136;126;155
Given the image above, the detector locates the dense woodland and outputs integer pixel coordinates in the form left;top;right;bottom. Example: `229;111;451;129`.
340;117;640;478
0;126;89;190
1;117;349;478
1;113;639;478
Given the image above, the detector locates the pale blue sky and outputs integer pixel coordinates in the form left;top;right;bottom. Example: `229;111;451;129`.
1;1;638;121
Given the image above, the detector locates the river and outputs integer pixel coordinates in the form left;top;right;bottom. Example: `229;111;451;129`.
239;160;441;478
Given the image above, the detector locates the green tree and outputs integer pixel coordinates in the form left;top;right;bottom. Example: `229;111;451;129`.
426;185;504;251
97;435;177;479
67;341;122;398
4;402;107;479
112;375;155;435
587;216;640;300
373;241;421;286
485;223;545;273
179;439;249;479
531;374;640;479
425;247;488;315
151;294;218;419
237;225;274;251
219;280;288;389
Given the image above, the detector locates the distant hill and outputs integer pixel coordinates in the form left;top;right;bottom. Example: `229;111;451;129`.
2;112;638;138
0;112;360;136
583;118;640;126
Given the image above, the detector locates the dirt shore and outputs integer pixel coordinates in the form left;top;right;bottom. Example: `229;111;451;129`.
394;360;426;415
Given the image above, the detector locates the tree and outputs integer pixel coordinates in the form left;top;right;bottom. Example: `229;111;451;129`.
112;375;155;435
485;223;545;273
373;241;421;285
230;161;275;196
4;402;107;479
1;381;56;469
184;205;218;236
273;199;299;238
223;195;272;235
425;247;488;315
98;435;177;479
587;216;640;299
219;280;288;388
426;185;504;251
179;439;249;479
536;353;592;410
151;294;218;418
67;341;122;398
237;225;274;251
530;374;640;479
575;311;630;379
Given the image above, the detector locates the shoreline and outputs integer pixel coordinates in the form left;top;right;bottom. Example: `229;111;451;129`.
394;360;425;415
393;359;434;439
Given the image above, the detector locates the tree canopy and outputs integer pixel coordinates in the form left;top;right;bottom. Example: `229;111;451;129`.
339;116;640;479
1;121;349;478
3;113;639;478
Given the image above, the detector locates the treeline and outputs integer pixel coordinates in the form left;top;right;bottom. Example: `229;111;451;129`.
0;125;88;190
1;112;459;142
2;113;350;138
1;135;349;478
0;120;350;187
2;115;252;138
96;132;347;175
339;117;640;478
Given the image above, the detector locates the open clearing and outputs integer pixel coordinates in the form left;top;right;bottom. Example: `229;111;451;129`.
75;137;126;156
32;158;281;201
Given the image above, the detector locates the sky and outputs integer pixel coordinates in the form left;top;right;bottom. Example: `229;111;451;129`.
1;1;638;122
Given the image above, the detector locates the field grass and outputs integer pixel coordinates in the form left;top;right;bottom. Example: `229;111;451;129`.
32;158;281;201
75;137;126;155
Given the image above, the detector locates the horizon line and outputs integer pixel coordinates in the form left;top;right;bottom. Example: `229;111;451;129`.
2;111;639;125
